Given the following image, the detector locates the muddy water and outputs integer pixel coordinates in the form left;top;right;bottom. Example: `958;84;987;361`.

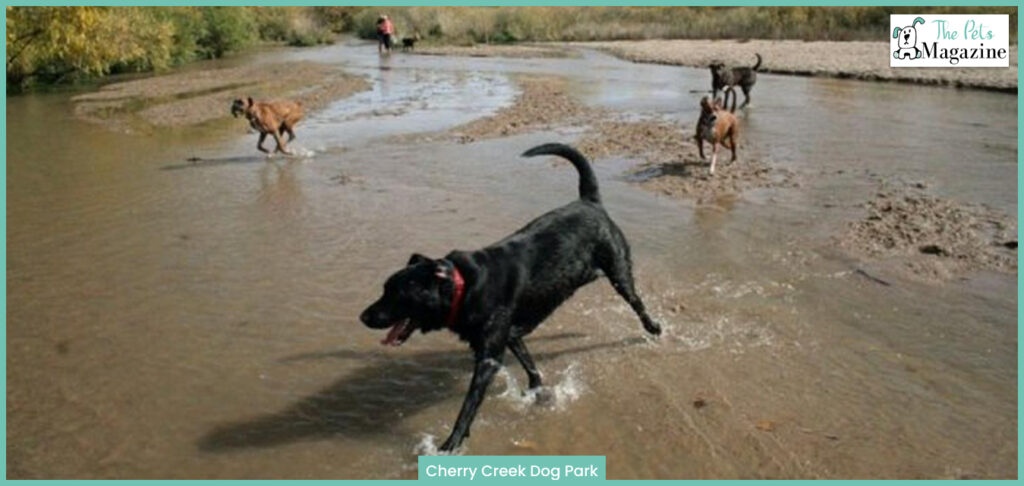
7;40;1016;479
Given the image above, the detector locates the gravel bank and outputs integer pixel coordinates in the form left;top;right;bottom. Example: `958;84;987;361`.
581;39;1018;92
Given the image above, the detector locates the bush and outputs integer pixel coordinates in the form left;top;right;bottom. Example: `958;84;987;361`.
311;6;361;33
345;6;1017;44
251;7;334;47
7;7;178;88
197;7;255;59
6;6;338;90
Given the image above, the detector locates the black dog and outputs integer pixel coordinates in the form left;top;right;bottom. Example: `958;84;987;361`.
401;37;418;51
710;53;762;111
360;143;662;452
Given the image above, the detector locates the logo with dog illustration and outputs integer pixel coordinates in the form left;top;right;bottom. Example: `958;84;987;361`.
892;17;925;60
890;14;1009;67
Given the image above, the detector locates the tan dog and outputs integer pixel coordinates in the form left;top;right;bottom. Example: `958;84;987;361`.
695;96;739;175
231;97;304;155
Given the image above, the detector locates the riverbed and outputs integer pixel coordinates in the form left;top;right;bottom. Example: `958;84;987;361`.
7;38;1017;479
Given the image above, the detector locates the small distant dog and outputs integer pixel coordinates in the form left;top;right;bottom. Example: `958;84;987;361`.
695;96;739;175
230;97;304;155
709;53;762;111
401;33;421;51
361;143;662;452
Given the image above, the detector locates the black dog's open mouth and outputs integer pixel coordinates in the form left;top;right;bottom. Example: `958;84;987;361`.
382;319;417;346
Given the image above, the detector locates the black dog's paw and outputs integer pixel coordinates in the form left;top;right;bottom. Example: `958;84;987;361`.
439;439;460;453
532;387;555;405
645;322;663;337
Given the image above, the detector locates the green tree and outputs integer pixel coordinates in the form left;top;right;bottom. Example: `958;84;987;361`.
196;7;255;59
7;7;173;88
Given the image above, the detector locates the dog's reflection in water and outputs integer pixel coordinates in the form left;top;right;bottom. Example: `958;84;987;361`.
257;161;304;214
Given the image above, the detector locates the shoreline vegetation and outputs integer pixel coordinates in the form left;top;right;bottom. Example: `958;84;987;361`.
7;6;1018;93
6;6;352;91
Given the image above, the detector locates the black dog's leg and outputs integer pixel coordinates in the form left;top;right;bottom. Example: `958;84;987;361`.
440;310;511;452
740;84;752;109
599;238;662;336
508;337;542;389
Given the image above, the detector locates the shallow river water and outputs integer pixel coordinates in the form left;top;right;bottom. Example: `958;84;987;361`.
7;40;1017;478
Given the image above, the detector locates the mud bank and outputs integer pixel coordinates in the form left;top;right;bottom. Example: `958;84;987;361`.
438;76;795;202
837;181;1017;280
451;76;592;142
578;117;796;202
72;61;370;133
581;39;1018;92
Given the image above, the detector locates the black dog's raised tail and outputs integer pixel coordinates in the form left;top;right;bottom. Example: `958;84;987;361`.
753;53;763;71
522;143;600;204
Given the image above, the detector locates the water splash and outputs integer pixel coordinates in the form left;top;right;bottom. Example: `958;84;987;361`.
288;147;317;159
413;434;462;456
496;362;585;412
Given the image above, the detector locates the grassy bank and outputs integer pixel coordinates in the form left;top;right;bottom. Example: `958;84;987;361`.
6;6;353;91
351;7;1017;45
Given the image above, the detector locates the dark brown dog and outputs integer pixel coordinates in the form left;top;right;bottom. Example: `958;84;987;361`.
709;53;762;111
230;97;304;155
695;96;739;175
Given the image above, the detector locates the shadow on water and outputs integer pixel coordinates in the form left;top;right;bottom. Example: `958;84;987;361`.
160;155;273;171
623;159;706;183
197;333;647;452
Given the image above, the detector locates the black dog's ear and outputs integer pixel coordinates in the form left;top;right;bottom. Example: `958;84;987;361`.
247;96;254;107
407;253;431;266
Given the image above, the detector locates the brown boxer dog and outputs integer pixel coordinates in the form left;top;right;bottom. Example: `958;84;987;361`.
695;96;739;175
230;97;304;155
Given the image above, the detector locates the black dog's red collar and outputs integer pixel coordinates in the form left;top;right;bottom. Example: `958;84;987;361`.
446;265;466;328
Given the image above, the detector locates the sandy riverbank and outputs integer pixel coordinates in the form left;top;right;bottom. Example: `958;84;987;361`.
581;39;1018;92
437;76;796;204
838;180;1017;281
72;61;370;133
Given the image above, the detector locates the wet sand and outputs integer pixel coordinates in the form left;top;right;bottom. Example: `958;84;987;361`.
72;61;370;133
452;76;592;142
838;179;1017;281
580;39;1018;92
7;41;1017;479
